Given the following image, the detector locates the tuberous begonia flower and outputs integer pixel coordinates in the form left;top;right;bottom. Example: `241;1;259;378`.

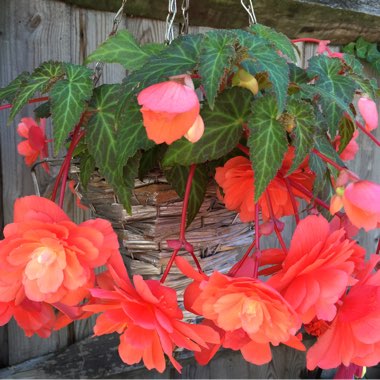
0;299;55;338
0;195;120;307
358;97;378;131
83;268;220;373
317;40;344;60
176;257;304;366
215;146;315;222
267;215;365;324
137;74;204;145
307;255;380;370
17;117;49;172
330;180;380;231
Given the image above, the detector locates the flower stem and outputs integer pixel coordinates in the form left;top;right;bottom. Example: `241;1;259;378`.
0;96;49;111
228;238;256;277
356;121;380;147
265;191;288;254
284;178;300;225
376;238;380;256
237;143;250;157
312;148;346;172
161;164;203;283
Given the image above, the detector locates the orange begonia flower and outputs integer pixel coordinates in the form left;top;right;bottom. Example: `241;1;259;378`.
84;268;220;373
0;299;55;338
137;74;204;145
214;146;315;222
307;255;380;370
267;215;365;324
176;257;304;366
330;180;380;231
17;117;49;172
358;97;378;131
0;196;120;306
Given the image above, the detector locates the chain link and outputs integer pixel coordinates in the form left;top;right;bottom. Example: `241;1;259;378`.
93;0;128;84
240;0;257;26
165;0;177;44
180;0;190;35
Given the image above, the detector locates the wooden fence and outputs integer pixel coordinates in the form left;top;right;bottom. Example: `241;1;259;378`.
0;0;379;377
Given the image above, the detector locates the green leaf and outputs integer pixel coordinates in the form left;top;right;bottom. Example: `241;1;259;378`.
79;153;96;190
163;88;251;167
248;95;288;201
238;31;289;114
51;64;93;153
122;151;142;213
309;153;327;194
0;72;30;103
314;133;346;170
165;164;209;227
86;84;136;212
199;31;236;109
142;42;166;56
86;30;152;71
8;62;64;123
250;23;297;62
33;101;51;119
116;100;155;164
308;55;356;137
289;63;309;85
124;34;203;94
366;43;380;73
338;115;355;154
138;145;167;180
355;37;371;59
287;99;316;173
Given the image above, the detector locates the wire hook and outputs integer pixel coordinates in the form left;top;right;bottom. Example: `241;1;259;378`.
240;0;257;26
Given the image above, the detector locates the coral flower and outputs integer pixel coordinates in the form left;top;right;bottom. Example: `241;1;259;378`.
0;195;120;306
267;215;365;323
17;117;49;172
137;74;204;144
215;146;315;222
0;299;55;338
176;257;304;366
330;180;380;231
334;130;359;161
84;268;220;373
307;255;380;370
357;97;378;131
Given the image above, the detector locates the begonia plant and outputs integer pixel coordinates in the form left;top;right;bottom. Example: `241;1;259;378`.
0;20;380;377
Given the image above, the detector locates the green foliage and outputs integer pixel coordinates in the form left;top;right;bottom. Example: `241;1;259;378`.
286;99;315;173
248;95;288;201
199;31;236;109
237;31;289;114
338;115;356;154
51;64;93;153
250;23;297;62
0;72;30;103
79;153;96;190
86;30;158;71
165;164;209;226
163;88;251;167
308;55;356;137
33;101;51;119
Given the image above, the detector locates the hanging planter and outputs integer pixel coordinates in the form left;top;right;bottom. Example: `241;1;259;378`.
0;0;380;377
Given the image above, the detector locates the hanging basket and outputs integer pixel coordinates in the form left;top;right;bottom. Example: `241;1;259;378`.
69;165;254;297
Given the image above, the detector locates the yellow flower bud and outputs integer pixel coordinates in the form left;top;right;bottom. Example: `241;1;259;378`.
232;69;259;95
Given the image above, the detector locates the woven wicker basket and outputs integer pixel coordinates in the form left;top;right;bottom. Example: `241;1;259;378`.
70;165;253;302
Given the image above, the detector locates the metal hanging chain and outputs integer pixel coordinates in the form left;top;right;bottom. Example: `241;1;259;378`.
165;0;177;44
93;0;128;84
180;0;190;35
240;0;257;26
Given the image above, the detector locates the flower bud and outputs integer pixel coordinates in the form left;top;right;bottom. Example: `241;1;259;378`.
232;69;259;95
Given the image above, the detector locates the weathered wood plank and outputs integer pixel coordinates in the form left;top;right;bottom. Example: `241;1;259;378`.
0;333;313;379
57;0;380;43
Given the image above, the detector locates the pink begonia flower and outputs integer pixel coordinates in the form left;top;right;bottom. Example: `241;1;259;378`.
137;74;204;145
17;117;49;172
317;40;344;59
358;97;378;131
330;180;380;231
334;130;359;161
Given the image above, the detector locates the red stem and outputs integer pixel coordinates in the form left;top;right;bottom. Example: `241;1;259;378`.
237;143;250;157
356;121;380;147
0;96;49;111
265;191;288;254
228;238;256;277
376;239;380;256
287;179;344;218
312;148;346;172
284;178;300;225
161;164;202;283
291;38;324;44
